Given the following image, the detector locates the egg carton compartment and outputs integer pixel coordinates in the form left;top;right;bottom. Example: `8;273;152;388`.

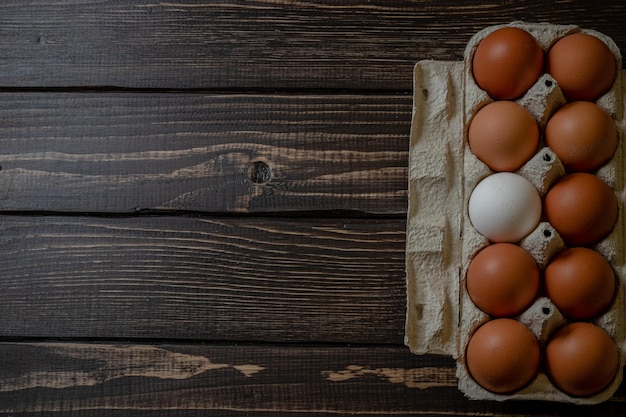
460;21;623;403
405;22;626;404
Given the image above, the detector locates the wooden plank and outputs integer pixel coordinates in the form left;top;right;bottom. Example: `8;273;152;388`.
0;93;409;214
0;215;406;343
0;342;624;415
0;1;624;90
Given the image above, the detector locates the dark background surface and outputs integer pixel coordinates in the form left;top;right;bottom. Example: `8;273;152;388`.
0;1;625;415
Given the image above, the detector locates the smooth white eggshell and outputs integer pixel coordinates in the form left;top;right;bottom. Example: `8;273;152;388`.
468;172;541;242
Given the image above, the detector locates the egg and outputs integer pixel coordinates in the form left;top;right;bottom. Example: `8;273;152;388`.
468;173;541;242
545;322;619;397
466;243;539;317
544;247;615;320
545;101;617;172
546;32;616;101
472;27;544;100
544;173;617;246
468;101;539;171
466;318;540;394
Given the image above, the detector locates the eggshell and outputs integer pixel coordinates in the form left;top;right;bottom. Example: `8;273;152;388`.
472;27;544;100
466;243;539;317
547;32;617;101
545;322;619;397
544;247;616;320
466;318;540;394
468;101;539;171
545;101;617;172
406;21;625;404
544;173;618;246
468;172;541;243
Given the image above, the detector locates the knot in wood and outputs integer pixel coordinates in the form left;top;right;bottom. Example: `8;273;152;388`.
249;161;272;184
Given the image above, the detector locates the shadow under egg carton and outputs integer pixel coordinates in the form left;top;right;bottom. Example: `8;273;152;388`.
405;22;626;404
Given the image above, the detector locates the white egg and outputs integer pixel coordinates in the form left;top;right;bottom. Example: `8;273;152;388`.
468;172;541;243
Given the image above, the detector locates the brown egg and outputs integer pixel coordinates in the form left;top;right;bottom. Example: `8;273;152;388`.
545;102;617;172
545;247;615;320
472;27;544;100
547;33;616;101
544;173;617;246
467;243;539;317
545;322;618;397
466;318;540;394
468;101;539;171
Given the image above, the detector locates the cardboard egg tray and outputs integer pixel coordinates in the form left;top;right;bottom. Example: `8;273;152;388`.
405;22;625;403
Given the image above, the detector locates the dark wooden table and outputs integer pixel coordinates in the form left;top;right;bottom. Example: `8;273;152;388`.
0;1;624;415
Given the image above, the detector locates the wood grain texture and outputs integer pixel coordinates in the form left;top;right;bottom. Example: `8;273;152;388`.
0;1;624;90
0;342;623;416
0;215;406;343
0;93;409;214
5;2;626;414
0;343;455;415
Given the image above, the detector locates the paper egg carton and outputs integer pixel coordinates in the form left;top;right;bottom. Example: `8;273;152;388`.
405;22;625;404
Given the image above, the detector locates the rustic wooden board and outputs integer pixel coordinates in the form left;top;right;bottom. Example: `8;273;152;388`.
0;93;409;214
0;342;623;416
0;215;406;343
6;2;626;415
0;1;624;90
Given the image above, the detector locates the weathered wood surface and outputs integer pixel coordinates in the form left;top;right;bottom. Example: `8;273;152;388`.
0;215;406;343
0;344;452;415
0;1;624;90
0;342;624;416
2;1;626;415
0;93;409;214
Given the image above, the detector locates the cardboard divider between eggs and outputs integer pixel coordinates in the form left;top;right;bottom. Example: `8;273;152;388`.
405;22;626;403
